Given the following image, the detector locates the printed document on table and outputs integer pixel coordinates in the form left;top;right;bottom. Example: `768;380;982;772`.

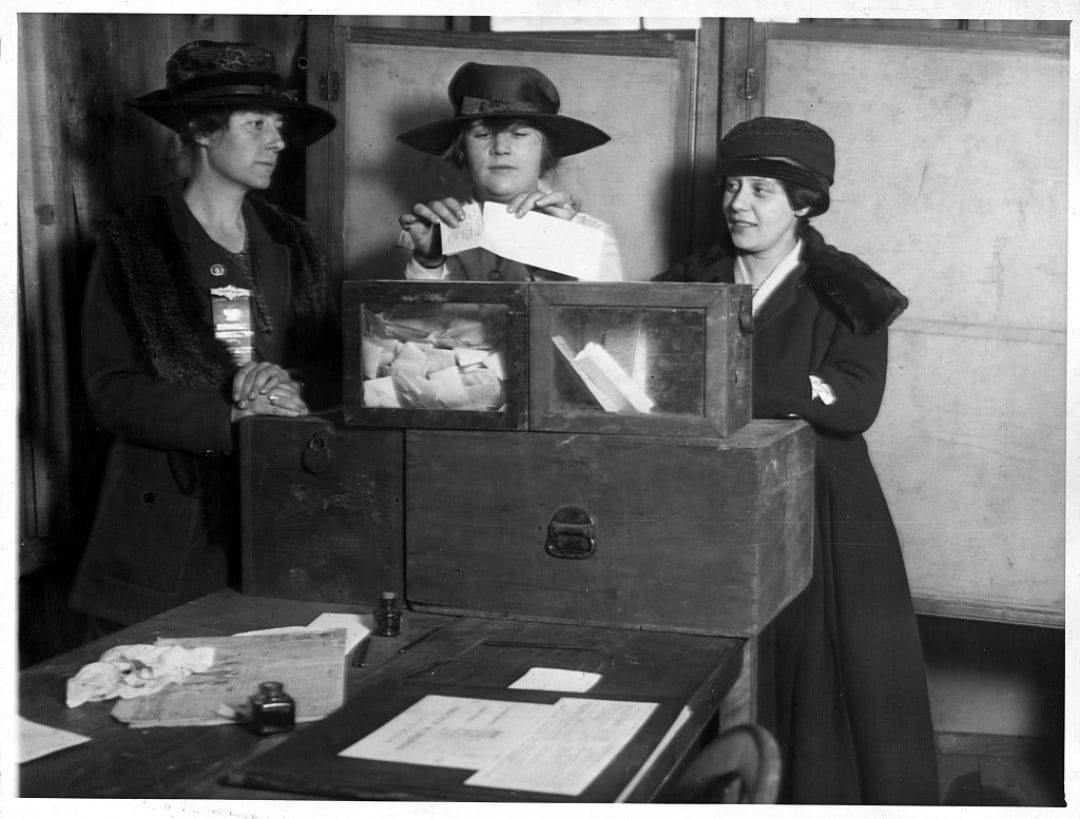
234;612;371;655
339;695;552;770
339;694;658;797
616;705;692;801
440;202;606;280
465;697;658;796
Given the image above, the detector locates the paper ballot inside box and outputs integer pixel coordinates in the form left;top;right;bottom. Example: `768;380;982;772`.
441;202;606;281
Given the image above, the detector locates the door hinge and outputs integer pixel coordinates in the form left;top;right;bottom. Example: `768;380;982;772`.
742;67;758;100
319;71;340;102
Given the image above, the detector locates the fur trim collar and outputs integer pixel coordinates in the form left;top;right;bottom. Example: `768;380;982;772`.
99;185;331;390
800;226;908;335
655;225;908;335
102;194;234;390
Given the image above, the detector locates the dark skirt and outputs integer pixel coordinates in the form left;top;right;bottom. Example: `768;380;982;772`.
768;433;939;804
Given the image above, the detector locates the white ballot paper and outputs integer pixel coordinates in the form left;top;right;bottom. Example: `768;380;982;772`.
19;717;90;763
441;201;606;280
339;694;657;797
234;612;371;655
439;201;485;255
508;666;601;693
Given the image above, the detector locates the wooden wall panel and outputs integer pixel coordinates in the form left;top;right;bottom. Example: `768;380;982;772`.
728;22;1068;625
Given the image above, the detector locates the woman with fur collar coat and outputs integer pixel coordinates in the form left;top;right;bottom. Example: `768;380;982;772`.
70;41;338;628
655;118;938;805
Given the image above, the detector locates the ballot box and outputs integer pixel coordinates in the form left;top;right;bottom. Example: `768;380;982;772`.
342;280;529;430
238;415;404;604
250;282;808;635
404;420;814;637
529;282;752;437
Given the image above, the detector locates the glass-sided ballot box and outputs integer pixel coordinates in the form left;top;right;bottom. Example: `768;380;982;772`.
343;281;529;430
529;282;752;437
261;280;810;636
344;280;753;436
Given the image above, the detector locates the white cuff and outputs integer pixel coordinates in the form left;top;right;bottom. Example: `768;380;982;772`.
404;256;450;280
809;374;837;406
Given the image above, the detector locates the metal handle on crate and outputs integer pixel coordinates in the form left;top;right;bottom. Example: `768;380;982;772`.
301;431;331;474
545;506;596;559
738;297;754;333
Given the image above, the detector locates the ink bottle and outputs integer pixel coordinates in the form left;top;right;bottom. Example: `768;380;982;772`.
375;591;402;637
247;681;296;735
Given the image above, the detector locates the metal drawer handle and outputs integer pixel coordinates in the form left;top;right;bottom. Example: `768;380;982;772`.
301;431;331;474
545;506;596;559
738;297;754;333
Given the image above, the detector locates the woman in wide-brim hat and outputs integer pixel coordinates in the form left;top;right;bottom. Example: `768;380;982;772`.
126;39;336;147
394;61;623;282
70;41;340;630
655;117;939;805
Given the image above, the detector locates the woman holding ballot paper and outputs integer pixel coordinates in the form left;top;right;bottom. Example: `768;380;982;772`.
394;61;623;282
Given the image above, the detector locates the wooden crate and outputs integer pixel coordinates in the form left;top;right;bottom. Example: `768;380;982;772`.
404;420;813;637
239;415;404;604
529;282;753;437
342;280;529;430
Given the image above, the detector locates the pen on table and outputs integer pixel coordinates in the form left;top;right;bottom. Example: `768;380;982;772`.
351;637;371;668
482;640;596;652
397;630;439;654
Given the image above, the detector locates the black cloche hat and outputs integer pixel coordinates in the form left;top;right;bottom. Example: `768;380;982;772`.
126;40;336;147
718;117;835;216
397;62;610;158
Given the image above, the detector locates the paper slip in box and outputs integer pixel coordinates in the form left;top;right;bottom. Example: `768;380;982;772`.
441;201;606;281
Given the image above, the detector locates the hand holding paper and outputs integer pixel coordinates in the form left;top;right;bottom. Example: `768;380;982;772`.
441;202;607;280
439;201;485;255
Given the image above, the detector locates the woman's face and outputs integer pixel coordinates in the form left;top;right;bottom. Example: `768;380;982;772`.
462;119;544;203
722;176;807;257
196;109;286;192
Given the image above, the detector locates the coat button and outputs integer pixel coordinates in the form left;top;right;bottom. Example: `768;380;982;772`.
487;269;503;281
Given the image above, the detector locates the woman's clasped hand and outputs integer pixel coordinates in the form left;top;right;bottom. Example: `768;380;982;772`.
230;361;308;417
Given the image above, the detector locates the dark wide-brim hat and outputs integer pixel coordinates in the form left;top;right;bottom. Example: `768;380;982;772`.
126;40;336;147
718;117;835;216
397;62;610;159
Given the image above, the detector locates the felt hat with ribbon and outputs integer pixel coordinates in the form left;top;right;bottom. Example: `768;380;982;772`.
397;61;610;158
126;40;336;147
718;117;835;216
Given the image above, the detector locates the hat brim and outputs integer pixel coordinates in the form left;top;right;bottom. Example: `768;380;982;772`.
718;157;831;217
396;113;610;158
126;91;337;148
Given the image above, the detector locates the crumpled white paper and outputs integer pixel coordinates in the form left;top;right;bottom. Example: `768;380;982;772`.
66;643;215;708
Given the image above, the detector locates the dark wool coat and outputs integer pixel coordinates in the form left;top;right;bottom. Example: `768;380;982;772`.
70;183;338;625
656;226;939;805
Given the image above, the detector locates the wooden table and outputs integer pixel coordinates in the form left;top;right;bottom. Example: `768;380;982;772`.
20;588;744;801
